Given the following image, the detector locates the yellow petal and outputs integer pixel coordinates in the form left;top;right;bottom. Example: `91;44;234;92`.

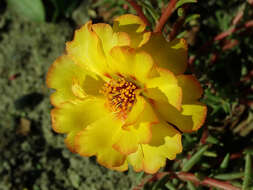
64;131;77;153
145;68;182;111
71;77;87;99
91;23;130;56
113;123;152;155
108;47;154;84
128;123;182;174
124;96;158;127
51;98;108;134
177;75;203;103
155;101;207;132
113;14;151;48
46;54;86;106
69;73;104;100
141;34;188;75
126;146;143;172
47;54;104;105
124;96;146;126
133;50;155;83
66;21;108;76
75;114;126;168
81;75;105;97
111;160;128;172
114;14;146;32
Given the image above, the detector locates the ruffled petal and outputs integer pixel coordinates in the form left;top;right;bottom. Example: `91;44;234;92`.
177;75;203;103
124;96;146;126
91;23;130;56
128;123;182;174
81;75;104;97
46;54;105;106
141;34;188;75
124;95;158;127
113;14;151;48
111;160;128;172
64;131;77;153
75;114;126;168
51;98;108;134
145;68;182;111
113;122;152;155
108;47;154;84
155;101;207;132
46;54;86;106
66;21;108;76
114;14;146;32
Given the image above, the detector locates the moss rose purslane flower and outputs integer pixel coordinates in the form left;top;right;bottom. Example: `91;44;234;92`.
46;14;207;173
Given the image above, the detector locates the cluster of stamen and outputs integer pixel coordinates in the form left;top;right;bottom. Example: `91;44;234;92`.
100;78;137;118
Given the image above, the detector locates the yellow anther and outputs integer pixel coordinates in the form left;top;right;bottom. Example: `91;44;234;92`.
100;77;137;118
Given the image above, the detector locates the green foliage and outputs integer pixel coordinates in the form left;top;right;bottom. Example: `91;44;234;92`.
6;0;45;22
243;154;252;190
214;172;244;180
175;0;197;9
203;89;232;116
182;145;209;172
50;0;80;21
220;153;230;169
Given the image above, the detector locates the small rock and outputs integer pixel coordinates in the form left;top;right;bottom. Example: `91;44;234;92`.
16;117;31;136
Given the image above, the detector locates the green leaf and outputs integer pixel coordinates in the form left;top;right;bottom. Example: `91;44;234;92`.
175;0;197;9
206;135;219;144
244;147;253;155
7;0;45;22
185;14;200;24
220;153;230;169
243;154;252;190
203;151;217;157
214;172;244;180
187;181;197;190
165;181;176;190
137;1;160;21
177;8;184;17
182;145;209;172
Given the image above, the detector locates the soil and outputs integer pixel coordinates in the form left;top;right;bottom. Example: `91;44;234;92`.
0;4;137;190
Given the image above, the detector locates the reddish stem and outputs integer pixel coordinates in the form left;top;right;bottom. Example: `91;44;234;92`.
230;152;243;160
125;0;150;26
169;16;185;40
248;0;253;6
133;172;241;190
232;10;244;25
168;5;189;40
190;18;253;65
154;0;178;33
200;127;209;144
222;39;239;51
245;20;253;28
176;172;241;190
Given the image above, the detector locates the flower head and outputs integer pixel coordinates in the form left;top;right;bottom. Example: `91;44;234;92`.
46;14;207;173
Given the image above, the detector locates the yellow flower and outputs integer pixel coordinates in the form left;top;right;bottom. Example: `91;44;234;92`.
46;14;207;174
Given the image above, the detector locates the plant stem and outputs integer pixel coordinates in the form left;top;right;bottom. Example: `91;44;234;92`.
133;171;241;190
154;0;178;33
176;172;241;190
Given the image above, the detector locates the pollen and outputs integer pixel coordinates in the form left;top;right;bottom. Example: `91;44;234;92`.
100;78;137;118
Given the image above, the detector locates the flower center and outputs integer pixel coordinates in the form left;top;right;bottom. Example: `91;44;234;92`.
101;78;137;117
